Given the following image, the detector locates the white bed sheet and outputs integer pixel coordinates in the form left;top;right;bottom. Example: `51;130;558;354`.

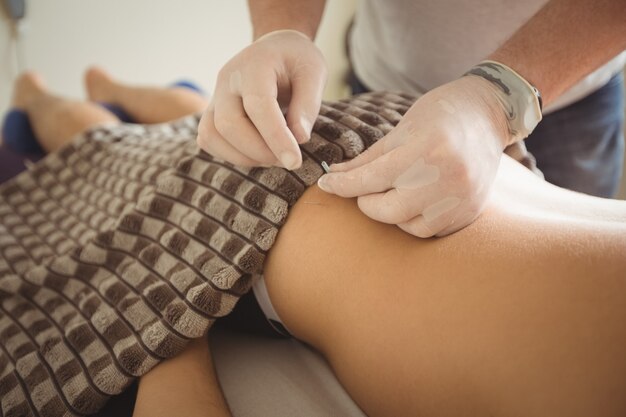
211;328;367;417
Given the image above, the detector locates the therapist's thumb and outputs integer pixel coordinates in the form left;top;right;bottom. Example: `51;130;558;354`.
286;62;327;144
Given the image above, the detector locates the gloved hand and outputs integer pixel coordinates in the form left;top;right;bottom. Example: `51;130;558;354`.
196;29;327;170
317;76;513;238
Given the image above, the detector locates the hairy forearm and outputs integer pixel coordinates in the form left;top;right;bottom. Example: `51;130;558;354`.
248;0;326;40
489;0;626;105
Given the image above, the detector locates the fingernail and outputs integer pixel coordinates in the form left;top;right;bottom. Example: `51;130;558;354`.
279;151;299;170
294;118;312;144
317;175;331;192
300;117;312;139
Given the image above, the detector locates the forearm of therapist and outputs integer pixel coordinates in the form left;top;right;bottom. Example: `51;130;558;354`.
248;0;327;40
489;0;626;106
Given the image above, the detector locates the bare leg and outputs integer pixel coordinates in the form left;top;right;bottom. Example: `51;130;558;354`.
11;72;119;153
263;156;626;417
132;335;231;417
85;67;209;124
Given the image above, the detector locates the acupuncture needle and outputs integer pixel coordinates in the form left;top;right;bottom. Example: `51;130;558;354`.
304;161;331;205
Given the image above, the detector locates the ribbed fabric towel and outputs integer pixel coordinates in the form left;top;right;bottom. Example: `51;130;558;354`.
0;92;538;416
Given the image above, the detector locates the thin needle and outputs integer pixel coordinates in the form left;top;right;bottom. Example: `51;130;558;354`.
321;161;331;174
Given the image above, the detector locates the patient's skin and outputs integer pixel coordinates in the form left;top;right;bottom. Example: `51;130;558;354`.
9;71;626;417
132;335;231;417
10;72;119;152
9;70;209;153
264;156;626;417
85;67;208;124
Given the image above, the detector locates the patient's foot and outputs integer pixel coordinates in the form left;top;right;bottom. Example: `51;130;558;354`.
85;66;117;103
11;72;48;110
84;66;208;124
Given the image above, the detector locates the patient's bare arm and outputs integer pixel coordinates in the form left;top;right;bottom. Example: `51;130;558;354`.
264;155;626;417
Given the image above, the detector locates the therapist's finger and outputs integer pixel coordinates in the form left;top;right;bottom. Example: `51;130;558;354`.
397;212;455;238
397;215;435;238
356;188;427;225
213;87;279;165
317;148;409;198
327;136;387;173
328;121;419;173
241;72;302;170
285;64;327;144
398;196;464;237
433;208;480;237
197;106;261;166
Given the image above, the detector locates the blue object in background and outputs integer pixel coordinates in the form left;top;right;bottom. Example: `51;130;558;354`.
170;80;204;95
1;109;44;154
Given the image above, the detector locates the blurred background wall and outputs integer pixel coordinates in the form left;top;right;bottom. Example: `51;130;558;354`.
0;0;624;198
0;0;356;114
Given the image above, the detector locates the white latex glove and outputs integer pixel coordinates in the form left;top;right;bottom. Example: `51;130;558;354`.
317;76;512;238
196;29;327;170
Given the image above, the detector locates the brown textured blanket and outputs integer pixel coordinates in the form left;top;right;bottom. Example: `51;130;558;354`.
0;92;538;416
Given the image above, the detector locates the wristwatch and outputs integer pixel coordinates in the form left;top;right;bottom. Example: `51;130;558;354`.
464;60;543;142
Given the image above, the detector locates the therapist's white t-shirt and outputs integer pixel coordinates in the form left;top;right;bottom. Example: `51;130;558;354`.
349;0;626;114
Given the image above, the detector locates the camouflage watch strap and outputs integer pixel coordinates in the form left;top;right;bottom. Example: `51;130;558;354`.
464;60;543;142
